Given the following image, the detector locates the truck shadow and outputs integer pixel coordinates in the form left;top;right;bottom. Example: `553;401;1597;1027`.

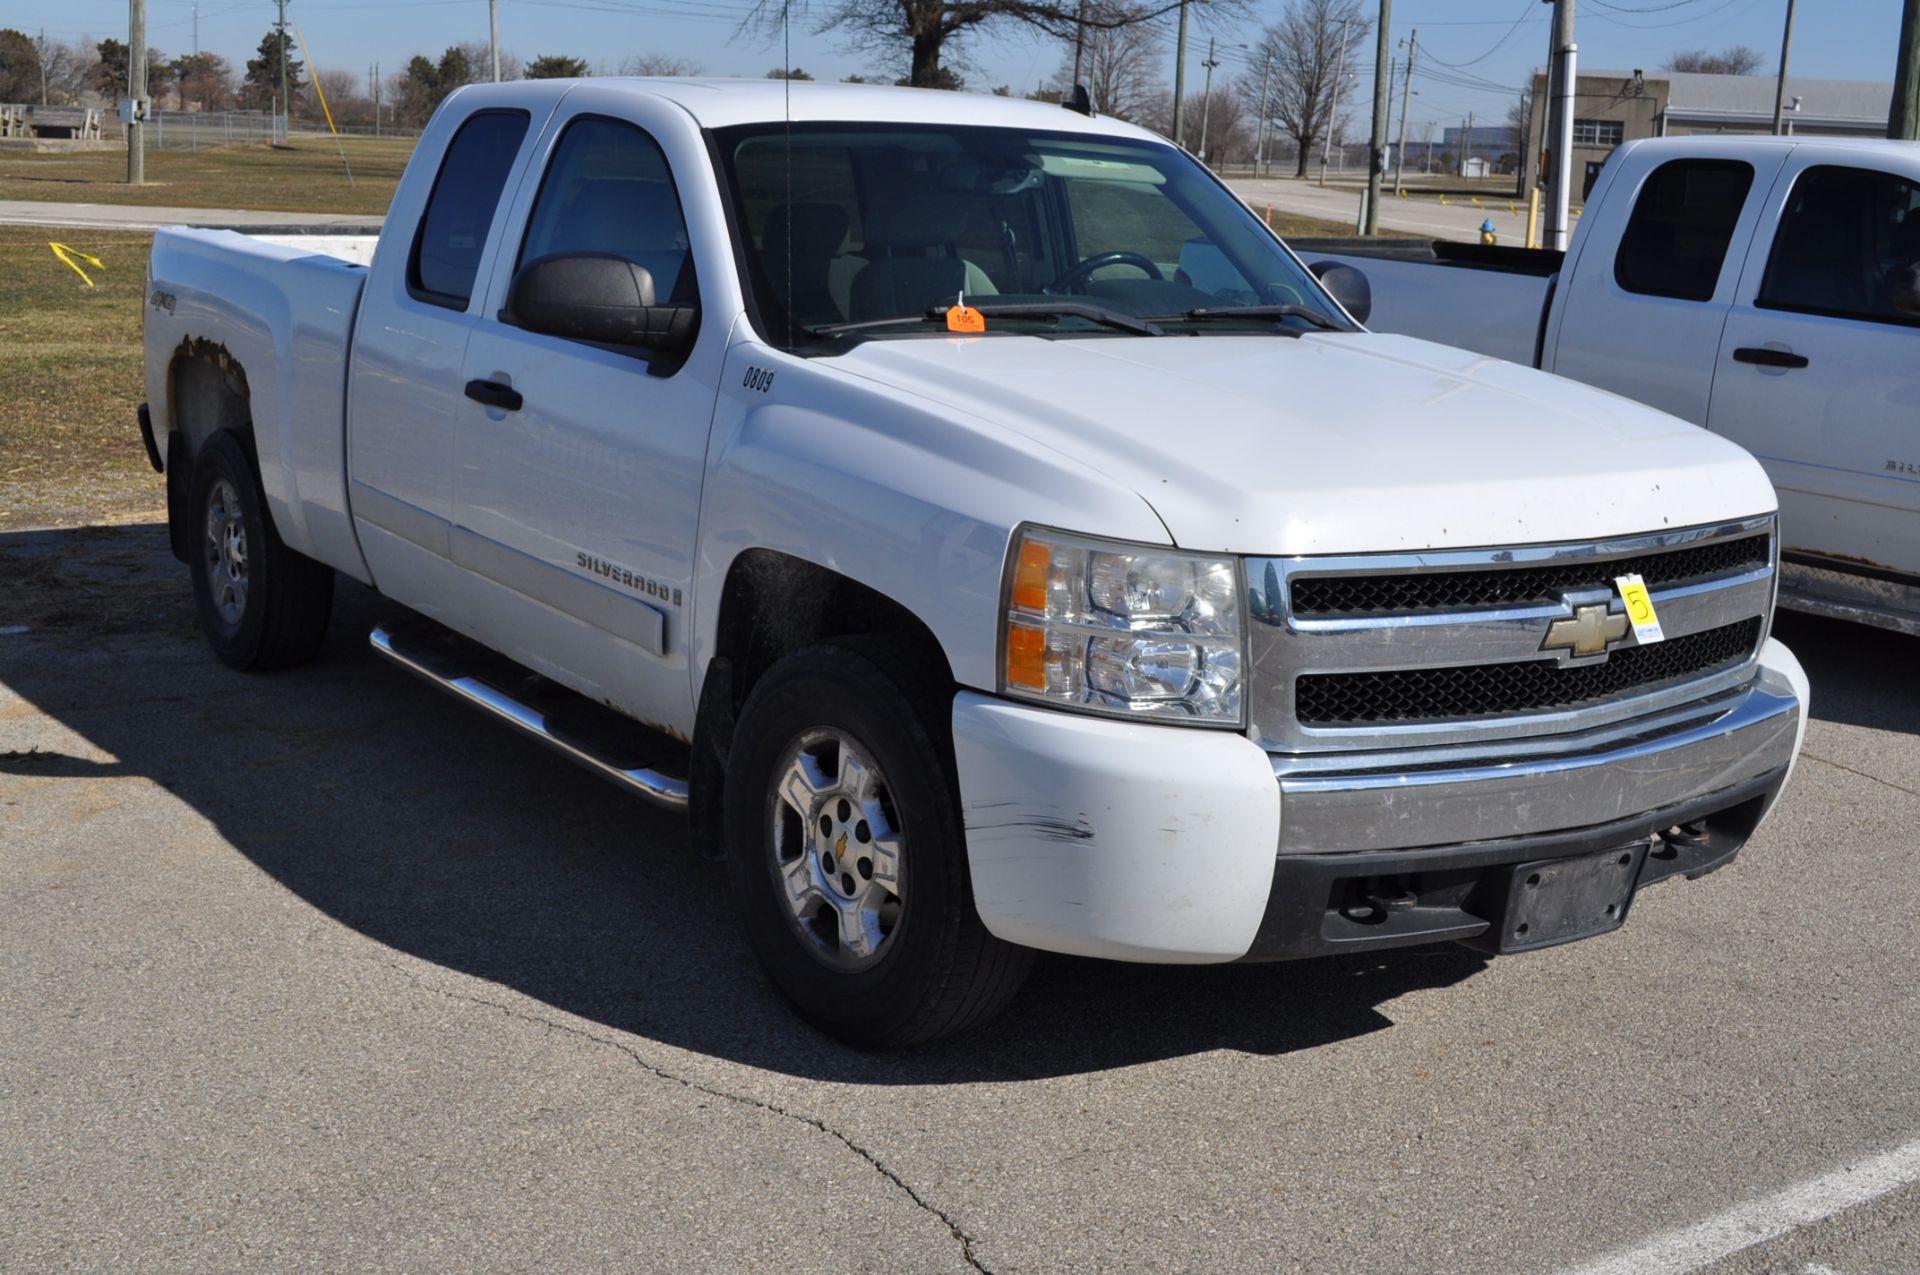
1769;611;1920;733
2;524;1551;1083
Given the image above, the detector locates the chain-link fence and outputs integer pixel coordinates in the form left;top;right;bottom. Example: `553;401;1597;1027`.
141;111;286;150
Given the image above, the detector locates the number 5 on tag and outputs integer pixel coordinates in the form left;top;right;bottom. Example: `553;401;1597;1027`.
1614;573;1665;645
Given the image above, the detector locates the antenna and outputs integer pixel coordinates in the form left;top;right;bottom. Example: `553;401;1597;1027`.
783;0;793;350
1063;83;1095;117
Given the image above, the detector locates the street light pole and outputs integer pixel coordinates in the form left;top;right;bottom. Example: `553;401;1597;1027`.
489;0;502;82
1542;0;1577;251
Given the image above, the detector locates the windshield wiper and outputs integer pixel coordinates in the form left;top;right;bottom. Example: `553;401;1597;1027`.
807;300;1163;339
1157;304;1348;332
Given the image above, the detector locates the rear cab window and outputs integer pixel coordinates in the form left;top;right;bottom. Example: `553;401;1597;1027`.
1758;164;1920;328
409;109;532;310
1614;158;1754;302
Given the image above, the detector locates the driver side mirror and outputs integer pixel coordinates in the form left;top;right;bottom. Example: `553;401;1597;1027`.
1308;261;1372;326
504;253;697;357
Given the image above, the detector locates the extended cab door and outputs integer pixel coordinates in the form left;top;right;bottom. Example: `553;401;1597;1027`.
1707;154;1920;580
1547;149;1785;424
346;104;543;617
450;86;731;736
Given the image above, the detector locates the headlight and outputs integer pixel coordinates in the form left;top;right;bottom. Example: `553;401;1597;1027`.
999;526;1245;725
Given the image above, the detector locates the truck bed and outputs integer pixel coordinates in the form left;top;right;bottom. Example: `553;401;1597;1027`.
1289;238;1562;367
144;227;377;584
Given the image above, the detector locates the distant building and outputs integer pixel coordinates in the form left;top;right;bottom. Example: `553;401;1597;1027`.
1522;69;1893;194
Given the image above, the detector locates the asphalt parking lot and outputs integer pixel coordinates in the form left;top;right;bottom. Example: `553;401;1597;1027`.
4;523;1918;1274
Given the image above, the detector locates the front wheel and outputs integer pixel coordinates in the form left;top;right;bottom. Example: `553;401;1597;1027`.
724;640;1032;1047
187;430;334;670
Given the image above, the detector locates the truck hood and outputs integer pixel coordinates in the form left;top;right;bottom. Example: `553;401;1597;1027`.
829;331;1776;555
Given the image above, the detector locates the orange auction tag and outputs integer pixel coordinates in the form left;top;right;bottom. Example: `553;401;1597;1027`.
946;304;985;333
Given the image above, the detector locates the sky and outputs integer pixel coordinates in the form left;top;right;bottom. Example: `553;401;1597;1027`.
0;0;1907;135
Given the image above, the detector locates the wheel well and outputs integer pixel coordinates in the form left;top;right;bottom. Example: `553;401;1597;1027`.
686;550;957;859
165;341;253;562
168;339;253;461
712;551;955;717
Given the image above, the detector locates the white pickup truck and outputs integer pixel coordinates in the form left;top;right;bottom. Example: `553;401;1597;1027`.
1303;135;1920;637
140;81;1808;1046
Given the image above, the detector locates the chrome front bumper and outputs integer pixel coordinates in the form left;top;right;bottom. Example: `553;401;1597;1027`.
1273;647;1806;855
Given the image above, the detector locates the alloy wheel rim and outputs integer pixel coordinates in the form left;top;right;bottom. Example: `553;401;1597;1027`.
769;727;906;971
203;477;248;627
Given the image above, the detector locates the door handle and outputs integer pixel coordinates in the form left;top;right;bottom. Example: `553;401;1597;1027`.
1732;346;1809;369
464;378;524;411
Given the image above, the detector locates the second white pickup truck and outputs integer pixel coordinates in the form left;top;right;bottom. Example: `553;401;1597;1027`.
1305;135;1920;637
141;81;1807;1045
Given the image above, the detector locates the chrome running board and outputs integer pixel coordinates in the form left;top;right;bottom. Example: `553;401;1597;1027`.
369;625;690;811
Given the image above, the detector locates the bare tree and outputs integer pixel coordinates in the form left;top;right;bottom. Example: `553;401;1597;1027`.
620;53;702;76
1053;2;1162;123
1243;0;1370;178
30;34;90;104
308;67;370;125
748;0;1211;91
1664;45;1763;76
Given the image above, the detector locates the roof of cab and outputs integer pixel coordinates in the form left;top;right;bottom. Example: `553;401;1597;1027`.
470;76;1165;141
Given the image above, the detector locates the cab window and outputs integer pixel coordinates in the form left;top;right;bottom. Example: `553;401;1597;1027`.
1613;158;1754;303
409;110;530;309
518;116;695;305
1757;165;1920;328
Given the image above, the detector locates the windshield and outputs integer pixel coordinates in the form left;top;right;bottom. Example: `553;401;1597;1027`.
712;120;1342;344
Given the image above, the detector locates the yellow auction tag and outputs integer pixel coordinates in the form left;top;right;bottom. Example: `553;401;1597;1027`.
1614;573;1665;645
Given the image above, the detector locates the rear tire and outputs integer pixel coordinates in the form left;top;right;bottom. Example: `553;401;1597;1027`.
724;638;1032;1048
187;430;334;671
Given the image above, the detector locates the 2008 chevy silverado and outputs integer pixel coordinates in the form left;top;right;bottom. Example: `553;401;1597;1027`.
140;80;1808;1045
1307;135;1920;636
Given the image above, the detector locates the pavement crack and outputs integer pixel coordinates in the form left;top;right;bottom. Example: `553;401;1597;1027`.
1801;750;1920;801
377;961;994;1274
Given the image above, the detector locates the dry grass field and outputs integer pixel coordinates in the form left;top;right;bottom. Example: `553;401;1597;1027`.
0;135;410;217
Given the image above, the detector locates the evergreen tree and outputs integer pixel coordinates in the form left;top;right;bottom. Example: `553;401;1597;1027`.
243;28;303;111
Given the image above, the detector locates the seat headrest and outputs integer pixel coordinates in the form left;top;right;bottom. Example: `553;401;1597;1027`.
764;202;850;259
862;184;970;249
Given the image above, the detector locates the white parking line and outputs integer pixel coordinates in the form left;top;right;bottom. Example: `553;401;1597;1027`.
1554;1137;1920;1275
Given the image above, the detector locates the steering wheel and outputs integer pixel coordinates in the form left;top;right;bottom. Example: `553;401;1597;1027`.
1045;250;1165;294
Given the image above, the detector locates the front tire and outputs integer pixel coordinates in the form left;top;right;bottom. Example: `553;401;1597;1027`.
187;430;334;670
724;639;1032;1048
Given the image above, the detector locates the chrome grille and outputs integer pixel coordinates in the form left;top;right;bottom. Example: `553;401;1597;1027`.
1247;517;1778;754
1289;533;1771;617
1295;617;1763;726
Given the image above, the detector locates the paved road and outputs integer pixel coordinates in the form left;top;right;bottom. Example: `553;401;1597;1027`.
4;525;1918;1274
1225;175;1576;245
0;200;381;231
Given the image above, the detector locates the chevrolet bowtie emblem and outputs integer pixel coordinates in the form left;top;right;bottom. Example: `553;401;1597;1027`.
1541;602;1631;657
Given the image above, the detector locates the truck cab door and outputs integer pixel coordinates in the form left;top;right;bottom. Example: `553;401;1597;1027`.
1548;151;1783;424
1707;155;1920;589
450;87;732;738
346;107;541;619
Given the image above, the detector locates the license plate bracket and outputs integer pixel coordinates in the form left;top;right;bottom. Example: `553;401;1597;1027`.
1488;842;1648;954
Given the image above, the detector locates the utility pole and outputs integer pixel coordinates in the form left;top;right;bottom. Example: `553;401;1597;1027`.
127;0;145;182
489;0;501;82
1172;0;1191;149
1771;0;1796;134
192;2;198;55
1199;36;1220;162
1255;51;1272;177
1320;15;1352;184
1541;0;1577;251
38;28;49;104
1889;0;1918;139
1422;119;1434;173
1364;0;1391;235
1461;112;1472;176
275;0;289;135
1393;29;1416;194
